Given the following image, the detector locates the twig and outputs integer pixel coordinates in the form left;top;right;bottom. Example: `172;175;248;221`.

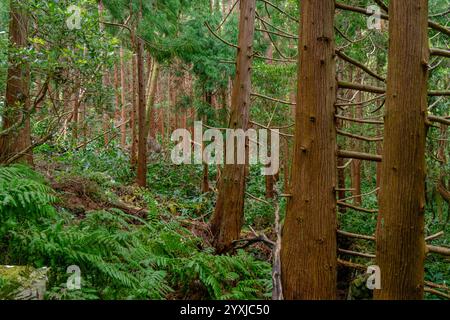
251;92;296;105
335;94;385;108
425;231;445;241
205;21;239;49
337;259;366;270
216;0;239;31
337;230;375;241
337;201;378;213
335;114;384;125
257;0;299;23
337;159;353;169
246;192;271;205
337;129;383;142
338;248;376;259
424;287;450;300
336;50;386;82
340;188;380;202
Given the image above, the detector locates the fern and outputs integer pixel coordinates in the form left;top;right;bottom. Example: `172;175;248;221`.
0;165;271;300
0;165;57;220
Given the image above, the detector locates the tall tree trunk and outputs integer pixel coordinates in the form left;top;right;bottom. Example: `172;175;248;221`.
336;61;346;207
351;69;363;205
145;60;159;139
102;72;110;146
131;53;138;167
0;0;32;165
72;84;80;141
98;0;110;147
114;61;121;121
202;92;212;194
209;0;256;254
264;30;275;199
136;1;148;187
120;47;127;147
375;0;429;300
281;0;337;300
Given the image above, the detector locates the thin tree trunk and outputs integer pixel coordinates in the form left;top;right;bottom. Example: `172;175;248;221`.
72;84;80;141
351;69;363;205
202;92;212;193
136;1;148;187
209;0;256;254
281;0;337;300
130;53;138;167
120;47;127;147
102;71;110;146
145;60;159;139
375;0;429;300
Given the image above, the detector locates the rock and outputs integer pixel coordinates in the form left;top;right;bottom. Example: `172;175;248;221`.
0;265;49;300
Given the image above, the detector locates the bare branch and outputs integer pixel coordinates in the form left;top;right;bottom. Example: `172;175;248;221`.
338;248;376;259
204;21;239;49
255;16;298;39
425;231;445;241
335;114;384;125
336;50;386;82
338;81;386;94
337;230;375;241
337;129;384;142
429;90;450;97
257;0;299;23
338;149;382;162
251;92;296;105
428;115;450;126
216;0;239;31
337;201;378;213
430;48;450;58
340;187;380;202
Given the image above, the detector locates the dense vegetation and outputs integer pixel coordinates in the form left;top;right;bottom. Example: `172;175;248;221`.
0;0;449;300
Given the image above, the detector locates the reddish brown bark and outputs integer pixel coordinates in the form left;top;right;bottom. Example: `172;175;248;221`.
281;0;337;300
120;47;127;147
0;1;32;165
136;3;148;187
351;69;363;205
375;0;428;300
209;0;256;254
130;53;138;167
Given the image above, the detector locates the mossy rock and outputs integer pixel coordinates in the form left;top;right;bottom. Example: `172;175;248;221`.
0;266;49;300
347;274;374;300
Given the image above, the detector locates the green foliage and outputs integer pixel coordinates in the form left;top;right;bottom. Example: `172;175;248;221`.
0;164;271;300
0;164;58;220
0;277;21;300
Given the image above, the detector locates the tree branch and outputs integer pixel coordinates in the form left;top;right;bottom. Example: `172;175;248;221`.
338;81;386;94
430;48;450;58
338;150;382;162
335;114;384;125
336;50;386;82
251;92;296;105
337;129;384;142
205;21;239;49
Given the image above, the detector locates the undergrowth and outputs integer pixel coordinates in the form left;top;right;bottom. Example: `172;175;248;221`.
0;164;271;300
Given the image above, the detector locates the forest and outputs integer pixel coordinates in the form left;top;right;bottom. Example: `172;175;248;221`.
0;0;449;302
